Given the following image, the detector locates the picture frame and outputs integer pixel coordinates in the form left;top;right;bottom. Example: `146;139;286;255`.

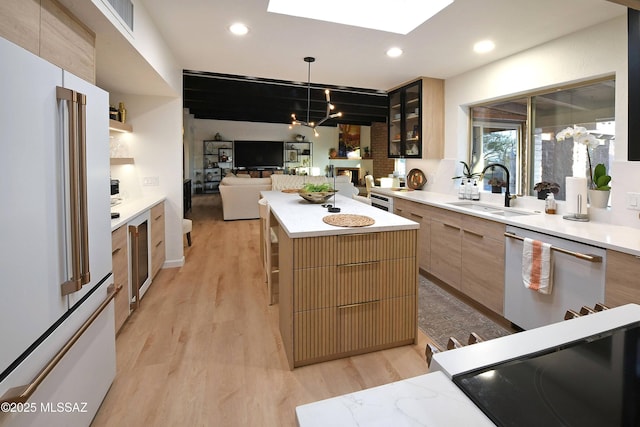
286;149;298;162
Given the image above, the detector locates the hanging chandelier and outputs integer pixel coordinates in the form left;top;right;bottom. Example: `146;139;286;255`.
290;56;342;137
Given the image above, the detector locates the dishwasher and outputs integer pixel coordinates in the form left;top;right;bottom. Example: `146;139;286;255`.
504;225;606;330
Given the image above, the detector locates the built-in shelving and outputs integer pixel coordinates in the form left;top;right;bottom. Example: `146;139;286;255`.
110;157;134;165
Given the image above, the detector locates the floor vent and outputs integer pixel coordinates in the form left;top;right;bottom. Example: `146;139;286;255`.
106;0;134;31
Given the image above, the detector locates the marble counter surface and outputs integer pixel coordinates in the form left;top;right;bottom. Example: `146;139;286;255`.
296;371;494;427
372;188;640;256
260;191;418;238
110;195;165;231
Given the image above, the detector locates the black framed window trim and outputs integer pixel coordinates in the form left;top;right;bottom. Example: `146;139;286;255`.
629;8;640;160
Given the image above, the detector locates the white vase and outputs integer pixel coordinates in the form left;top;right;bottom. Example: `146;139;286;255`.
588;189;610;209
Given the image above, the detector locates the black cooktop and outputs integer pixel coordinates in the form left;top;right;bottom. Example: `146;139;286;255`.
453;323;640;427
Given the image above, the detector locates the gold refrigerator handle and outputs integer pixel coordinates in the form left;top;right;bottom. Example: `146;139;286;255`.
0;285;120;404
77;93;90;286
129;225;140;311
58;87;83;296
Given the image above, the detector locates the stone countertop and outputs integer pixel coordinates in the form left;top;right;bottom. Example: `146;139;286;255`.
372;188;640;256
110;195;165;231
296;371;494;427
260;191;418;238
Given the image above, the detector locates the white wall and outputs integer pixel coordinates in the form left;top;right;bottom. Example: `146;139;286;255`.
183;118;372;183
408;15;640;229
111;93;185;267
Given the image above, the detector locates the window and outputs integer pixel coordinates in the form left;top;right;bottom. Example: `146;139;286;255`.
469;78;615;200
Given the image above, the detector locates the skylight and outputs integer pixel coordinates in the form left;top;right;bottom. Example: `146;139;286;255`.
267;0;454;35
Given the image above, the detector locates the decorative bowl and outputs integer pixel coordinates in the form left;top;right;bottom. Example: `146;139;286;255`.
298;191;336;204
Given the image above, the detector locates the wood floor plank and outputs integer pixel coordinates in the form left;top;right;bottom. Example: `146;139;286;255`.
91;194;430;427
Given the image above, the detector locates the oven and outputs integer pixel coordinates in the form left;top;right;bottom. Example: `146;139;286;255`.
370;191;394;211
504;225;606;330
128;211;151;310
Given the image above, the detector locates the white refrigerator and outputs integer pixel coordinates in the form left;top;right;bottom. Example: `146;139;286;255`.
0;36;115;426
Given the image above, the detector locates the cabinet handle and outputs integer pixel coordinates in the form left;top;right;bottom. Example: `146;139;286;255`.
112;247;122;255
463;229;484;239
395;208;403;213
504;232;602;262
154;214;163;221
338;299;380;310
410;213;423;219
155;240;163;248
443;223;461;231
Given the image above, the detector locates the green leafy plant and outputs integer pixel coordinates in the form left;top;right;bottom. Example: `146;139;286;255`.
592;163;611;191
452;161;481;180
301;183;333;193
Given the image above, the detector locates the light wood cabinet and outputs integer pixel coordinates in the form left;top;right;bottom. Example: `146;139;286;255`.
394;198;431;271
605;249;640;307
460;216;506;315
429;208;463;290
0;0;40;55
396;199;506;315
111;225;129;333
281;230;417;368
150;202;166;278
0;0;95;84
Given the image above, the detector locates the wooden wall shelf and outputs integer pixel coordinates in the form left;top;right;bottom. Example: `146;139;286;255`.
110;157;134;165
109;119;132;133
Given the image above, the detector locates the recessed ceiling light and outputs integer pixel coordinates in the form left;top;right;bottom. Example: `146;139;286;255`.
386;47;403;58
474;39;495;54
229;23;249;36
267;0;454;35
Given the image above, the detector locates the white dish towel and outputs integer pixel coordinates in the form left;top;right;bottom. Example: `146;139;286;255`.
522;237;554;294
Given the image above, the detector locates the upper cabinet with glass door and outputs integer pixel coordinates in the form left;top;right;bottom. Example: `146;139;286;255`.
388;78;444;159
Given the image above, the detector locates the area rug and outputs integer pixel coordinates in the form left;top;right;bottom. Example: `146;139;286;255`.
418;275;513;349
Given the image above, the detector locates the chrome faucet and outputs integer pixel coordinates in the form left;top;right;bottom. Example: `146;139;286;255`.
481;163;515;207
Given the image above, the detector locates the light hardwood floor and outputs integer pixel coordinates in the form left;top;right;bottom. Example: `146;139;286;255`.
91;194;431;427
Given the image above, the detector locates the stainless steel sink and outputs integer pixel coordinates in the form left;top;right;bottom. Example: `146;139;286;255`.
447;201;537;217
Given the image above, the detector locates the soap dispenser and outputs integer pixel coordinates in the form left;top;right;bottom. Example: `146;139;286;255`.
464;179;472;199
458;180;465;199
545;192;557;214
471;180;480;200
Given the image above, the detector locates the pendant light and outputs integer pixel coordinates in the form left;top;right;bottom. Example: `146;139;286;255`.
290;57;342;137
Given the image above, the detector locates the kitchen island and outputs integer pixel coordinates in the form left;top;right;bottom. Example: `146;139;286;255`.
260;191;419;369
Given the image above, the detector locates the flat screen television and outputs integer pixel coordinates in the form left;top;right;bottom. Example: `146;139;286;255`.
234;140;284;169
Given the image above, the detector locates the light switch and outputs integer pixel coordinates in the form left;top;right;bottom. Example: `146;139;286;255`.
626;192;640;210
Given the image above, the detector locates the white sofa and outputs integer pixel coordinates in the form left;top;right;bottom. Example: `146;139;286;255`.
218;174;357;220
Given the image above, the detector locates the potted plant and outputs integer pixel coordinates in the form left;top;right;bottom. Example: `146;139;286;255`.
589;163;611;208
363;146;370;158
487;177;506;193
328;147;337;159
451;161;481;181
533;181;560;200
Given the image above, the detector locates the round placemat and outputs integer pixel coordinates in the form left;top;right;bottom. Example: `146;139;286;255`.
323;214;375;227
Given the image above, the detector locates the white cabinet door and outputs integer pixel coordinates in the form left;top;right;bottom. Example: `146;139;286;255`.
0;37;68;372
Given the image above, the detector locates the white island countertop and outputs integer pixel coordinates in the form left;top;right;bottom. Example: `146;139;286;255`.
260;191;418;238
372;188;640;256
296;371;494;427
110;195;165;231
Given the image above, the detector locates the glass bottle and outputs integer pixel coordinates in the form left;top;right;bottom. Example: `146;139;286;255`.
545;192;556;214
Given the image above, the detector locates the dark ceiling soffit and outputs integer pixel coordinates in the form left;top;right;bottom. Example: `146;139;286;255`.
183;70;389;126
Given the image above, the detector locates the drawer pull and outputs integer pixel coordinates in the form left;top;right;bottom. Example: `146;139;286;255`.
463;230;484;239
443;223;461;231
154;215;163;221
112;247;122;255
338;299;379;310
155;240;163;248
410;213;423;219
